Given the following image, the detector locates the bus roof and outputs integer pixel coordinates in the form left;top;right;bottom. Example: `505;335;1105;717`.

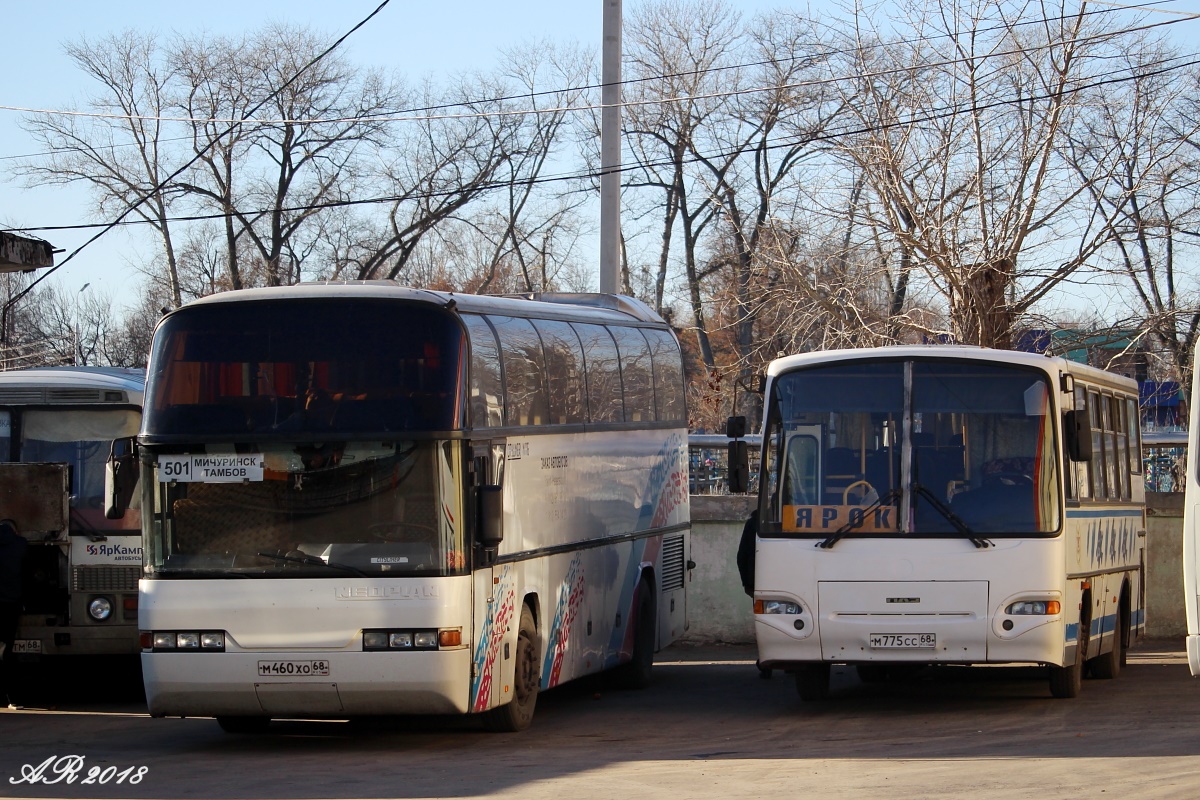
766;345;1139;392
176;283;670;327
0;366;146;405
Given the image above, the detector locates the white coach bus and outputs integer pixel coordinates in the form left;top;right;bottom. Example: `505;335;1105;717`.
743;346;1145;700
130;285;690;731
1;367;145;661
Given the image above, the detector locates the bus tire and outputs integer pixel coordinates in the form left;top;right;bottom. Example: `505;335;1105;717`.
795;663;831;702
613;576;656;690
481;604;539;732
216;716;271;734
1091;600;1127;680
1049;625;1087;698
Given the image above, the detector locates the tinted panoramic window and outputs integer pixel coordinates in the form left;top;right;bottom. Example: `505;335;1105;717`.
643;328;686;423
573;323;623;424
461;314;504;428
489;316;550;426
532;319;587;424
144;299;464;437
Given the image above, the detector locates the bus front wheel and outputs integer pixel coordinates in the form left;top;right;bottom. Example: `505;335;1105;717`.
481;604;540;732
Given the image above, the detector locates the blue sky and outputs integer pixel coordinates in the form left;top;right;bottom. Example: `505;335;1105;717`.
0;0;794;302
0;1;616;300
3;0;1200;308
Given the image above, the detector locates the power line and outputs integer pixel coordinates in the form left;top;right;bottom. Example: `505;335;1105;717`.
1;0;1193;130
0;0;393;326
10;49;1197;239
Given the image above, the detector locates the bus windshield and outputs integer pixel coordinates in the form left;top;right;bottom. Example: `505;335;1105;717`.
143;299;465;439
12;408;142;533
146;439;467;578
763;359;1060;537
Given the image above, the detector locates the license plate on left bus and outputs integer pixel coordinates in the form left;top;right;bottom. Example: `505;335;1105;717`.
869;633;935;649
12;640;42;655
256;660;330;677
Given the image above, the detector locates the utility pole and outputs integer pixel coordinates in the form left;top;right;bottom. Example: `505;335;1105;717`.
599;0;622;295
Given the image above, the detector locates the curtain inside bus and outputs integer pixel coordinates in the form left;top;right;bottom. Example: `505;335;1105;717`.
144;300;465;437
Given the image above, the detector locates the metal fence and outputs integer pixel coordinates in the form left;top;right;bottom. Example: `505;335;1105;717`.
687;434;761;495
688;431;1188;496
1143;430;1187;493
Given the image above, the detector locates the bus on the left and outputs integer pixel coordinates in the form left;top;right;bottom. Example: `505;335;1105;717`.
1;367;146;660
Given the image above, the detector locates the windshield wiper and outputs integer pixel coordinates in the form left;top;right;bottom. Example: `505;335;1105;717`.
256;550;369;577
911;484;993;549
816;488;901;549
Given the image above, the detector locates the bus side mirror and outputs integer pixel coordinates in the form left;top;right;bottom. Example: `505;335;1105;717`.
1064;410;1092;462
476;484;504;547
105;437;139;520
727;440;750;494
726;416;747;439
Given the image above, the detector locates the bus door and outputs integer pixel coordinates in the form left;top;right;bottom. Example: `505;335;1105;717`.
470;440;509;710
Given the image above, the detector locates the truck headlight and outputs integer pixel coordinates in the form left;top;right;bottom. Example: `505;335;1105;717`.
88;596;113;621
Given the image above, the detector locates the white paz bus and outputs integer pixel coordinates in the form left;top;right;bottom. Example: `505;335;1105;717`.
129;284;690;731
741;346;1145;700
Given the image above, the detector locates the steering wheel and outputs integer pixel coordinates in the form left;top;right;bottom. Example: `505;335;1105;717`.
368;521;439;541
984;471;1034;487
842;479;877;505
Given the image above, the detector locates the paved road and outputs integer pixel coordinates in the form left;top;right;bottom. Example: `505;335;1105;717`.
2;641;1199;799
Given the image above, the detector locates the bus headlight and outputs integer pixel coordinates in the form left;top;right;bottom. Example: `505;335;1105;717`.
363;628;463;651
754;600;802;615
88;596;113;621
1006;601;1061;615
145;631;226;651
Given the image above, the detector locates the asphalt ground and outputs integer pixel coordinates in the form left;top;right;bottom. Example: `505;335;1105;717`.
1;639;1198;799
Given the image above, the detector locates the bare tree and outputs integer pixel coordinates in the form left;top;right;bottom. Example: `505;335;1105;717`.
832;0;1134;349
1069;46;1200;400
16;30;186;307
172;25;396;289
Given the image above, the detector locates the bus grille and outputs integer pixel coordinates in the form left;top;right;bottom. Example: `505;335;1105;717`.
73;566;140;593
661;535;686;591
0;388;126;404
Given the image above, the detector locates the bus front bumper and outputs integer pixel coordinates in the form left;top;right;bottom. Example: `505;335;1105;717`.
142;648;473;718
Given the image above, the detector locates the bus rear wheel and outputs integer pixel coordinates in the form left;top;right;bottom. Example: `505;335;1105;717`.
481;604;539;732
1091;600;1128;680
613;576;656;690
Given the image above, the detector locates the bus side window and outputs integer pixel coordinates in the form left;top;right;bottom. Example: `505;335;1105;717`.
573;323;624;424
489;316;550;427
643;328;686;423
461;315;504;428
531;319;587;425
1074;386;1092;500
1089;389;1107;499
609;326;655;423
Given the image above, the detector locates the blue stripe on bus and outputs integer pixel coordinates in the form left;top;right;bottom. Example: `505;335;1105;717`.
1065;608;1145;644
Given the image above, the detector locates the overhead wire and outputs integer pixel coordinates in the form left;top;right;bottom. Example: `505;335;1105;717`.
0;0;393;324
8;45;1200;238
0;0;1191;130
